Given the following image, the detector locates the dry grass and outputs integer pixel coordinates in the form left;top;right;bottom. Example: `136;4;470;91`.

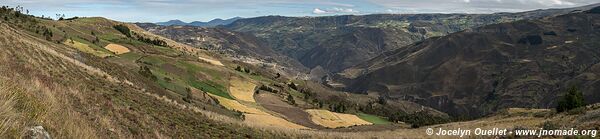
229;77;257;103
306;109;372;128
0;77;99;139
0;22;107;138
104;44;130;55
0;80;21;136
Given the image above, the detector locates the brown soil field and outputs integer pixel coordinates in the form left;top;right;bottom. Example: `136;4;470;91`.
255;93;324;129
104;44;130;55
306;109;372;128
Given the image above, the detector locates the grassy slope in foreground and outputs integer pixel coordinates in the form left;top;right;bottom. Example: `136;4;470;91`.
0;8;283;138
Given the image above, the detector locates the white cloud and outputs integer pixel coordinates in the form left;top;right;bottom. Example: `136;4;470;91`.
332;7;359;13
313;8;330;14
312;7;359;14
543;0;576;6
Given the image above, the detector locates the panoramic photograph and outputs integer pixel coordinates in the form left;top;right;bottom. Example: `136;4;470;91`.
0;0;599;138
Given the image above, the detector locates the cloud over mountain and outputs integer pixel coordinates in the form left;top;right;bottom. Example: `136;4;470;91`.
313;7;359;14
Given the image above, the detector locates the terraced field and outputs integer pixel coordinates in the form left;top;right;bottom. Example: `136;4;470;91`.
306;109;372;128
62;39;112;58
209;93;266;114
104;44;130;54
244;114;308;129
209;79;309;129
199;56;224;66
255;92;324;129
228;77;256;102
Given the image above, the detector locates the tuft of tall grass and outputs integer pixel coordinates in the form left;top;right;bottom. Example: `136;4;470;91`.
0;80;20;136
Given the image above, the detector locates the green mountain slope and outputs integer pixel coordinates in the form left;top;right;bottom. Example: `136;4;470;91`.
338;7;600;118
224;3;600;73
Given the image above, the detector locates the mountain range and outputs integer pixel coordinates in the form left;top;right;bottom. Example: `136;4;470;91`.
143;3;600;118
1;3;600;138
338;8;600;117
155;17;242;27
221;3;599;73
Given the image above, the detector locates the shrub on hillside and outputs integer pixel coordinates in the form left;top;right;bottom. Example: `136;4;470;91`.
133;32;168;47
287;82;298;90
286;94;295;105
183;88;193;103
541;121;559;130
557;86;585;112
258;85;278;93
42;28;52;41
389;111;450;128
138;66;157;81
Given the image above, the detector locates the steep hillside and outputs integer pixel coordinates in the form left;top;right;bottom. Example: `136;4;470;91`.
224;3;600;73
338;8;600;118
0;7;287;138
136;23;309;76
3;4;600;138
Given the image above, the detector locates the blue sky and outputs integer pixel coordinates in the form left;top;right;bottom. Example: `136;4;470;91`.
3;0;598;22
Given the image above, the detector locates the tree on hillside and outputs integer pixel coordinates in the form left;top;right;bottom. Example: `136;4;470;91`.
235;66;242;72
93;37;100;44
377;96;387;105
557;86;585;112
286;94;295;105
287;82;298;90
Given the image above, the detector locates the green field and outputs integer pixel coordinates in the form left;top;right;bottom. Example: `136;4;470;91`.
188;79;233;100
357;113;391;125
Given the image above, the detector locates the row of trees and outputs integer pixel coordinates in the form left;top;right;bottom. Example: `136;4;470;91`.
113;24;169;47
136;34;168;47
113;24;131;37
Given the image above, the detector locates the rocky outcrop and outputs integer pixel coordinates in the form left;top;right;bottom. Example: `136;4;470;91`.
25;126;51;139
